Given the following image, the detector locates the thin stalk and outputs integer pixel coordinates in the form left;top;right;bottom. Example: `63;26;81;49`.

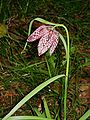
21;42;27;54
45;24;69;119
45;56;52;78
52;24;69;120
63;26;69;120
21;19;34;53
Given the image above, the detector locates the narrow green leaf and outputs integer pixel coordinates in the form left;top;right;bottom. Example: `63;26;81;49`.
59;33;67;55
43;98;51;118
33;107;46;118
33;107;42;117
6;116;55;120
2;74;65;120
28;19;34;36
13;61;45;72
79;109;90;120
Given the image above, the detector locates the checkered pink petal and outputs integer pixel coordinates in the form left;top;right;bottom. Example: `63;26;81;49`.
38;30;53;56
50;31;59;55
27;25;48;42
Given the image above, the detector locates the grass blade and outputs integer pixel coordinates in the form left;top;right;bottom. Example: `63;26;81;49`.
6;116;55;120
33;107;42;117
43;98;51;119
79;109;90;120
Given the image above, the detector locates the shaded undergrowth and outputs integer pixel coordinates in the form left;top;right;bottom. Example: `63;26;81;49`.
0;0;90;119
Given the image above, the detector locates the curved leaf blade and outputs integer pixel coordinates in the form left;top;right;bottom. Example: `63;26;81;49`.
2;74;65;120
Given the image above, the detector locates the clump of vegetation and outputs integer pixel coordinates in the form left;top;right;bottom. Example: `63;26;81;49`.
0;0;90;120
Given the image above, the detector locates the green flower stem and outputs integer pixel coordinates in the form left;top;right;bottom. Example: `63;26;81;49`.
63;26;69;120
45;55;52;78
52;24;69;120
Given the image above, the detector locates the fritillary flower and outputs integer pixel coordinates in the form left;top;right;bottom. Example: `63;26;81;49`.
27;25;59;56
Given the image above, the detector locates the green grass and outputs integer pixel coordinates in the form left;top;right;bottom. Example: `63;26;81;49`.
0;0;90;119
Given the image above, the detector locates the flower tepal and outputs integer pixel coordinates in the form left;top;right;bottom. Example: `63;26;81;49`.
27;25;48;42
27;25;59;56
49;30;59;55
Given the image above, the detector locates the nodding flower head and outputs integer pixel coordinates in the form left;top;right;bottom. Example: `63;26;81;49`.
27;25;59;56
